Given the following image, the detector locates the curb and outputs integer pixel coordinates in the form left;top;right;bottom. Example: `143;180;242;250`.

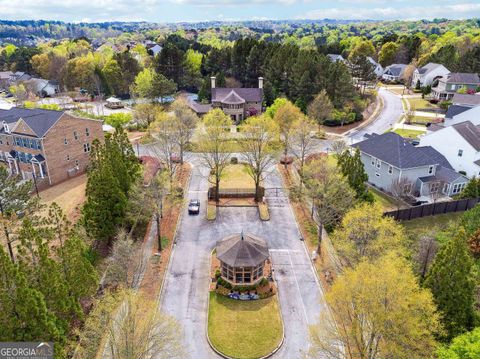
205;253;285;359
342;90;384;137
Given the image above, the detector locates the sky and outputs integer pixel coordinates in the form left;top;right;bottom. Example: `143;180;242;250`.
0;0;479;23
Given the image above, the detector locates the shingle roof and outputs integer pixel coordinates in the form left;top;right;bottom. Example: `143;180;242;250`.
212;88;263;103
417;63;443;75
187;100;212;114
216;233;269;267
419;166;467;183
452;94;480;106
0;107;64;137
353;132;443;169
445;104;471;119
475;159;480;167
385;64;407;77
221;90;246;105
416;146;453;170
446;73;480;84
453;121;480;151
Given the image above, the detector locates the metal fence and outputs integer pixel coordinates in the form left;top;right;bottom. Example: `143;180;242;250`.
384;198;480;221
208;187;264;199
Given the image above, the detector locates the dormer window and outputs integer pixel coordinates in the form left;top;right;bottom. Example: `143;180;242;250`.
428;165;434;174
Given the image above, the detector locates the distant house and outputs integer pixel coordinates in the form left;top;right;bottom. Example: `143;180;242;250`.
367;57;383;78
327;54;345;63
0;107;103;187
381;64;407;82
149;44;162;56
188;77;264;123
411;63;450;88
353;132;468;200
25;78;59;97
431;73;480;101
0;71;13;90
420;121;480;178
10;71;31;83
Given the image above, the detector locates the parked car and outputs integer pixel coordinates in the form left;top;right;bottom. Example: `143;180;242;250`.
188;199;200;214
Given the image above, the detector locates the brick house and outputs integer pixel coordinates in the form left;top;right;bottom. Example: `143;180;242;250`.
0;108;103;188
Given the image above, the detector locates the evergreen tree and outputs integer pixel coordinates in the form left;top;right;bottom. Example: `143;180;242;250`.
424;228;476;340
458;177;480;199
337;148;373;202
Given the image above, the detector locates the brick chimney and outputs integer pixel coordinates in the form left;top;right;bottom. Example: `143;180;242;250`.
211;76;216;89
258;77;264;89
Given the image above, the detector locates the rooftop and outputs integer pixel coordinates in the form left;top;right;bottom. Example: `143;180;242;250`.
0;107;64;137
452;121;480;151
216;232;269;268
212;87;263;103
452;93;480;107
445;72;480;84
417;63;444;75
445;104;471;119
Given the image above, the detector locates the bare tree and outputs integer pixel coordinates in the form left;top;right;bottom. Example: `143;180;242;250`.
304;157;355;256
429;180;446;203
330;139;348;157
197;109;233;203
108;292;184;359
239;115;279;201
171;98;199;164
414;235;439;280
290;115;319;179
390;177;414;210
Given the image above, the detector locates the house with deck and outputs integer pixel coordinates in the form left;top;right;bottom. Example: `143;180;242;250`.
353;132;468;200
431;73;480;101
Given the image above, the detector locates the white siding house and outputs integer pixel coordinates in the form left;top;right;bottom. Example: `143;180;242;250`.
411;63;450;88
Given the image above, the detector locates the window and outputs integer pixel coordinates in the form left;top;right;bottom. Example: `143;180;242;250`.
376;159;381;169
64;138;68;145
73;131;78;140
75;160;79;167
375;172;380;177
452;183;466;194
430;182;440;193
388;165;393;174
404;184;412;194
66;154;70;161
458;149;463;157
428;165;434;174
371;157;375;166
85;128;90;137
83;143;91;153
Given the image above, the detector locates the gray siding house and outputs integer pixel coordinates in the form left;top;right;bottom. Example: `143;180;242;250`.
353;132;468;200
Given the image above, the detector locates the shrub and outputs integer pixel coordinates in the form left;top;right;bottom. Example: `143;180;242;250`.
217;277;232;289
207;204;217;221
215;269;221;279
439;101;452;111
171;187;184;199
259;277;269;287
104;113;133;127
258;203;270;221
230;156;238;164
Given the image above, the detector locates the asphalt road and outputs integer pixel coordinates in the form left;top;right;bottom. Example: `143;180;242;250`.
157;157;328;358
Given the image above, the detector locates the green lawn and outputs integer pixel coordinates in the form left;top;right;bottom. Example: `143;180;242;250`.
409;116;434;125
407;97;438;111
208;292;283;359
401;212;462;236
392;128;426;139
370;187;403;212
220;164;255;189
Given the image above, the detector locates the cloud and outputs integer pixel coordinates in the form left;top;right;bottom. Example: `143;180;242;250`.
301;2;480;20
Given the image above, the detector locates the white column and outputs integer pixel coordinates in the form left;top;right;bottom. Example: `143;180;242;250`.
32;162;36;177
14;160;19;174
38;162;44;178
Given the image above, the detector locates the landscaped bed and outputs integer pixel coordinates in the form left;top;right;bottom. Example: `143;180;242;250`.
219;163;255;189
208;292;283;359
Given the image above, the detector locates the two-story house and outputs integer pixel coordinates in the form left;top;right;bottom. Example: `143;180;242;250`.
431;73;480;101
188;77;264;123
353;132;468;200
420;121;480;179
0;107;103;188
381;64;407;82
444;94;480;121
411;63;450;88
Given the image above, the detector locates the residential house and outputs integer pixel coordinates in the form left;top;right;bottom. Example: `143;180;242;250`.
444;93;480;120
420;121;480;178
353;132;468;200
431;73;480;101
367;57;383;78
411;63;450;88
0;71;13;90
0;107;103;187
327;54;346;63
444;105;480;127
25;78;60;97
381;64;407;82
10;71;31;83
188;77;264;123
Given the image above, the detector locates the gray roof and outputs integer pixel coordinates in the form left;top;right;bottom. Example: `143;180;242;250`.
0;71;13;80
187;100;212;114
417;63;443;75
453;121;480;151
384;64;407;77
452;94;480;107
212;87;263;103
475;159;480;167
221;90;246;105
216;233;269;267
445;73;480;84
353;132;445;169
327;54;345;62
419;166;467;184
416;146;453;170
445;104;471;119
0;107;64;138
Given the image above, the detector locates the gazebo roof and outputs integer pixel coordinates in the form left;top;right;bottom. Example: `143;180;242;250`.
216;232;269;267
106;96;121;103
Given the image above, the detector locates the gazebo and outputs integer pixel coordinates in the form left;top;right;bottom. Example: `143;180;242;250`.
105;96;124;109
216;232;269;285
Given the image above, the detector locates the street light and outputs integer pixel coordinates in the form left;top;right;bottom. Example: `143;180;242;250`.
32;173;39;198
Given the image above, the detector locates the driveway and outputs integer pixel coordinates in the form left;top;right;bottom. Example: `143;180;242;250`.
158;157;328;358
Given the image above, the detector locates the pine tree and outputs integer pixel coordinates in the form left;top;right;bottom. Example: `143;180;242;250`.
0;245;59;342
337;148;373;202
424;228;476;340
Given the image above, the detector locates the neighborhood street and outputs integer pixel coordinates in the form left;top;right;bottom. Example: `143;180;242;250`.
157;156;328;358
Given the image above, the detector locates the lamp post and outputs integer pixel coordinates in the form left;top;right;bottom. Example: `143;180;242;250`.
32;173;39;198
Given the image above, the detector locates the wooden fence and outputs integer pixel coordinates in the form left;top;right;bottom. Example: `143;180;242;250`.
384;198;480;221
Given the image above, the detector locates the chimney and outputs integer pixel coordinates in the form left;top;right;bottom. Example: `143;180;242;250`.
258;77;264;89
211;76;216;89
